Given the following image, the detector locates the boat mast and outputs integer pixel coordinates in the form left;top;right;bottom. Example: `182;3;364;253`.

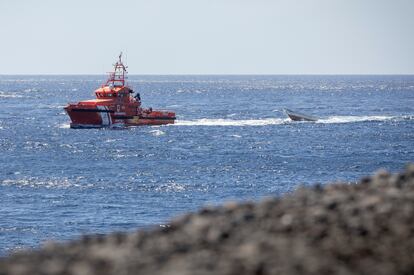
106;52;128;87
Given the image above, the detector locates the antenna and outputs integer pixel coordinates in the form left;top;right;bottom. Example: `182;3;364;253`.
118;52;123;64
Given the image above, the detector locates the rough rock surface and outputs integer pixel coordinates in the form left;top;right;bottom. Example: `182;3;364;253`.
1;165;414;275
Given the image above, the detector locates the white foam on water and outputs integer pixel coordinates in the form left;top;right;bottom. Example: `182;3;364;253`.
150;129;165;136
174;115;412;127
49;105;67;109
317;115;398;124
175;118;289;126
57;123;70;129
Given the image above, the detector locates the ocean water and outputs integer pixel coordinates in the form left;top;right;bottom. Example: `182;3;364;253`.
0;75;413;255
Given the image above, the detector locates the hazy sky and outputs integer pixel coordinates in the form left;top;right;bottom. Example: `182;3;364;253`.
1;0;413;74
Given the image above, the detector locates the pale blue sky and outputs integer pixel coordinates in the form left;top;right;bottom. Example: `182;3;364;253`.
1;0;413;74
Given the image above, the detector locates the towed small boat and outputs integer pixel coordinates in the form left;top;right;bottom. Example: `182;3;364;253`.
284;108;318;122
64;54;176;128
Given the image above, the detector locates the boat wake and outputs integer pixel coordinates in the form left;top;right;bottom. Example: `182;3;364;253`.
56;115;412;129
175;118;289;126
175;115;412;126
316;115;413;124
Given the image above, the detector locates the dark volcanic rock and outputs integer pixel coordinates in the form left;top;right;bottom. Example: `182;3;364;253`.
1;164;414;275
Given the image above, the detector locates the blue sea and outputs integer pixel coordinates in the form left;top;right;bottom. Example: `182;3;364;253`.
0;75;413;255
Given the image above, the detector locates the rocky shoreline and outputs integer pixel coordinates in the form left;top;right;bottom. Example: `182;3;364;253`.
1;165;414;275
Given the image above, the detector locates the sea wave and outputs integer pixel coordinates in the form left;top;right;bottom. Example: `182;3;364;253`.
0;177;87;189
155;182;187;192
0;91;23;98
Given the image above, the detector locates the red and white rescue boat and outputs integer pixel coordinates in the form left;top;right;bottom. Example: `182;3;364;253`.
64;54;176;128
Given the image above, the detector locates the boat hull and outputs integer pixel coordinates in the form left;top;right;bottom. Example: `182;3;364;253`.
65;106;175;128
284;108;318;122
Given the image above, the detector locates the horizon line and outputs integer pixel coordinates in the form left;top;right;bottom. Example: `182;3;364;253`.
1;73;414;76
